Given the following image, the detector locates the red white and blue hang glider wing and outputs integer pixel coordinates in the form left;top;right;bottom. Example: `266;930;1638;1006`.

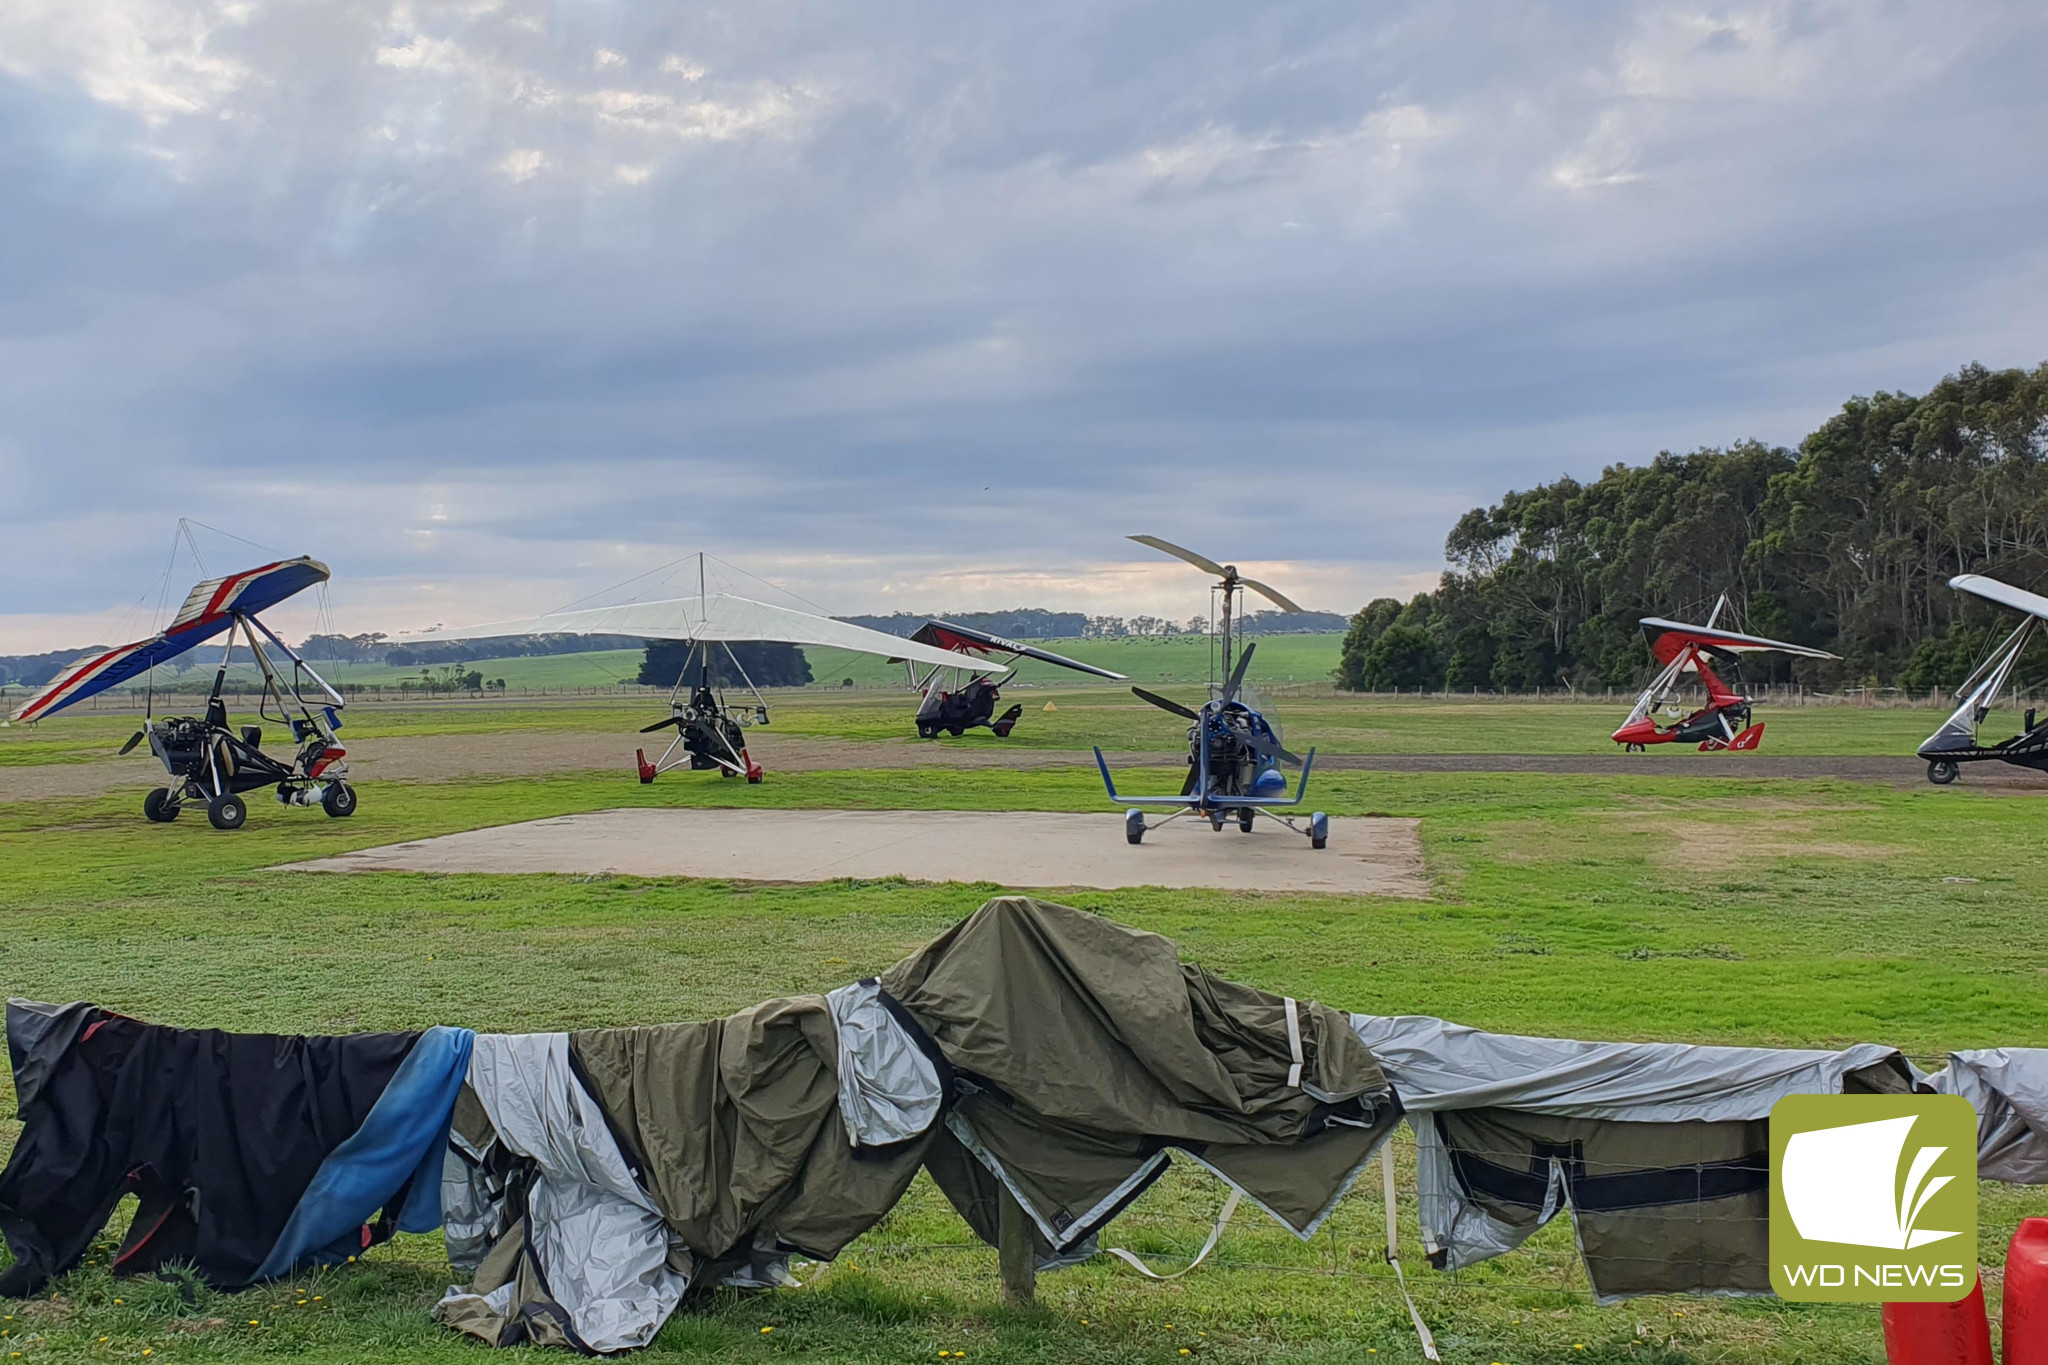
1639;618;1836;664
11;557;330;724
902;621;1128;680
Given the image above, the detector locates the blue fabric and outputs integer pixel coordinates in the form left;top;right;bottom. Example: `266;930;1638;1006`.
254;1025;474;1280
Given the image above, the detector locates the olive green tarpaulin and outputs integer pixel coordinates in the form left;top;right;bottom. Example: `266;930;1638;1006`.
569;994;932;1287
881;897;1398;1251
438;897;1399;1350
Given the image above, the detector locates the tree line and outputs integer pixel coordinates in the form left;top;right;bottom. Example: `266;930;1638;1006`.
1338;362;2048;694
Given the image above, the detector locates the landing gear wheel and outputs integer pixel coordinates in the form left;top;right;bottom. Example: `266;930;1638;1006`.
917;722;938;739
1210;813;1225;831
1238;808;1255;833
746;768;764;785
321;782;357;818
1927;759;1960;786
143;788;181;823
1125;809;1145;845
947;726;965;737
1625;743;1645;753
1309;811;1329;850
207;793;247;830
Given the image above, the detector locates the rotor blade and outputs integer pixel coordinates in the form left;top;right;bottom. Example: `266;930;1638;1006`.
639;717;686;733
1238;577;1305;613
1222;642;1256;703
1129;535;1227;578
118;730;145;756
1132;686;1200;721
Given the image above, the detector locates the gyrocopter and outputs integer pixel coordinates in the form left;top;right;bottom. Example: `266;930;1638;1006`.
1918;573;2048;785
1094;536;1326;848
400;555;981;782
898;620;1126;738
10;557;355;829
1612;597;1835;752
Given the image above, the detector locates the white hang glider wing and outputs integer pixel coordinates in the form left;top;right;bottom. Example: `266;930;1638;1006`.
400;593;976;673
1920;574;2048;758
1951;574;2048;622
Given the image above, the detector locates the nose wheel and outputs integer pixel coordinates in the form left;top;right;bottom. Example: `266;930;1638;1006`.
1125;809;1146;845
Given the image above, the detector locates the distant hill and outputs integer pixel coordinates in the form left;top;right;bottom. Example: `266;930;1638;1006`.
835;609;1092;639
0;647;108;689
838;608;1346;639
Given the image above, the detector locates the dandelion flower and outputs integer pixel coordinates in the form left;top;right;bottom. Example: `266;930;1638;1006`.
760;1326;773;1334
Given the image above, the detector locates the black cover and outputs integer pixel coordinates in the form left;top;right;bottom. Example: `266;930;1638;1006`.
0;1002;416;1296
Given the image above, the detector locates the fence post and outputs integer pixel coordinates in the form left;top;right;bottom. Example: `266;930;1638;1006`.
996;1186;1035;1307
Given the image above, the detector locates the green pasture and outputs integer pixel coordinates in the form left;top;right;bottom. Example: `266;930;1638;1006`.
2;752;2045;1362
2;690;1969;766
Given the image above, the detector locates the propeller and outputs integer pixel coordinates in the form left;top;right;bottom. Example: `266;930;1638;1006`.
1128;536;1305;612
1221;642;1257;704
1128;535;1227;578
639;717;687;733
1132;686;1200;721
1238;577;1304;613
118;730;146;756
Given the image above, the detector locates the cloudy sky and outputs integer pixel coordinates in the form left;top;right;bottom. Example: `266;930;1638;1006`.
2;0;2044;650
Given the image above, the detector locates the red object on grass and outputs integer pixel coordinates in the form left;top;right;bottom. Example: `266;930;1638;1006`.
2008;1218;2048;1365
1882;1282;1992;1365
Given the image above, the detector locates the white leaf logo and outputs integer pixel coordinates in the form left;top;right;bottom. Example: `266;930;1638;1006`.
1782;1115;1960;1250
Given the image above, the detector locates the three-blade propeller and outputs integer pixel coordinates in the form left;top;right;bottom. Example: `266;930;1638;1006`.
1131;686;1199;720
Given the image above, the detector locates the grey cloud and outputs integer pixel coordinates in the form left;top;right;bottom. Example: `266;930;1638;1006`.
0;0;2044;634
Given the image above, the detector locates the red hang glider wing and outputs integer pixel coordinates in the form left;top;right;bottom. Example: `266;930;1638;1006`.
1639;618;1836;665
907;621;1128;680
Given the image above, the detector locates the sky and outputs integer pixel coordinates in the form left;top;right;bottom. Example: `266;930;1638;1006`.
2;0;2045;651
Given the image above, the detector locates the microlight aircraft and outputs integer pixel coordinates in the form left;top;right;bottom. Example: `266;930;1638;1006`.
1918;573;2048;785
1612;598;1835;752
1094;536;1327;848
899;620;1126;738
401;556;980;782
10;557;354;829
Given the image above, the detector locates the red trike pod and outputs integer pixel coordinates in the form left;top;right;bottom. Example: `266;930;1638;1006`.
2008;1218;2048;1365
1881;1282;1992;1365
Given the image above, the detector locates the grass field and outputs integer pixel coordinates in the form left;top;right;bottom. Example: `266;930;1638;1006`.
1;690;1973;766
1;697;2044;1362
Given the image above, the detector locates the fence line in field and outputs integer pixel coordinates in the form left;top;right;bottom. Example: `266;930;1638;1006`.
0;679;2009;714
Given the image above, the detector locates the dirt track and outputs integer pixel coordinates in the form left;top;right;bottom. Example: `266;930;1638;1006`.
4;728;2041;803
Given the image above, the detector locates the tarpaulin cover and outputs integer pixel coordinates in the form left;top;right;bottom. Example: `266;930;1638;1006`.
436;1032;687;1354
0;999;415;1295
881;898;1396;1251
1349;1013;1916;1301
256;1026;475;1280
1924;1048;2048;1185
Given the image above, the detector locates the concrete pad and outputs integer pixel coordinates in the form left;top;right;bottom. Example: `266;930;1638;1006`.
278;807;1427;896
